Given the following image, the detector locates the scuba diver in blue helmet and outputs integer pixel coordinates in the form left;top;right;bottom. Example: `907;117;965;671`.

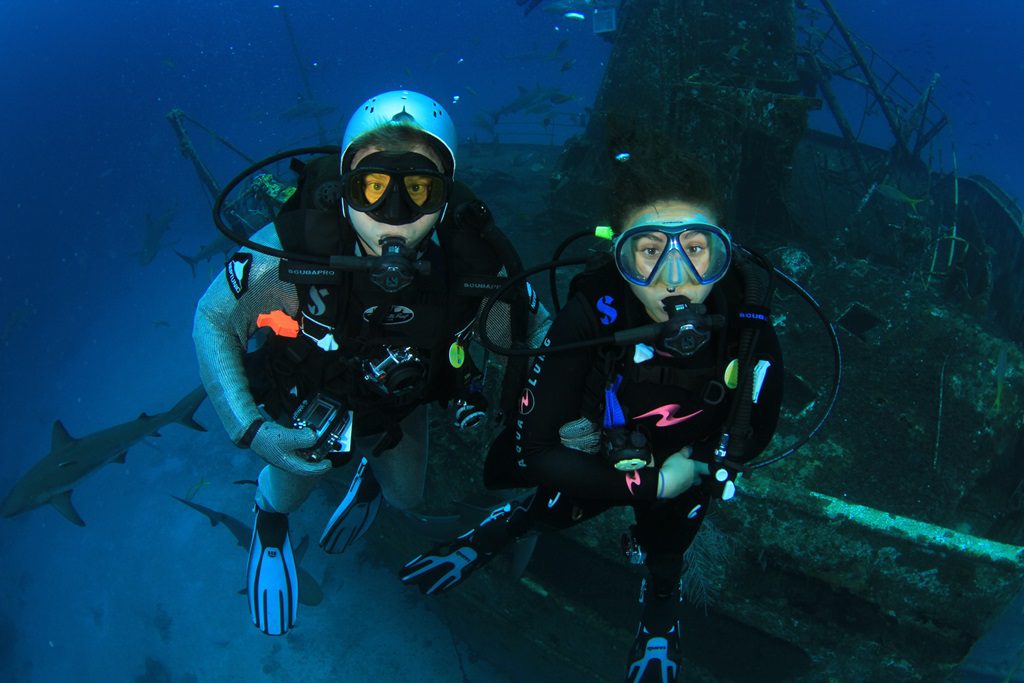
193;90;550;636
400;149;786;683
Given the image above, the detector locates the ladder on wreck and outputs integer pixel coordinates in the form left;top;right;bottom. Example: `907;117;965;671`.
797;0;950;174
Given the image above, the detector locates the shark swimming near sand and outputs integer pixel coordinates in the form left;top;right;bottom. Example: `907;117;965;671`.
171;495;324;607
0;387;207;526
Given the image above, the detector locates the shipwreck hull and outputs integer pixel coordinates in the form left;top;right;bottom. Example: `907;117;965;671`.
386;431;1024;681
716;474;1024;680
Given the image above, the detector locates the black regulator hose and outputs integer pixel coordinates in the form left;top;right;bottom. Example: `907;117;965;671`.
745;267;842;470
477;254;726;357
548;228;598;313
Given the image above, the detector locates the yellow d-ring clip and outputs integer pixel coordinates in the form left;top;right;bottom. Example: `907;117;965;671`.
448;342;465;368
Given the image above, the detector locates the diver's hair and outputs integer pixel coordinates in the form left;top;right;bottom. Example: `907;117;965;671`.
347;124;453;174
599;115;723;230
608;149;723;232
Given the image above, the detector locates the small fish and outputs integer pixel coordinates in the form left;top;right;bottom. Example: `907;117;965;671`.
185;479;210;501
560;58;576;73
513;151;538;166
725;39;750;63
564;11;585;21
992;345;1008;413
876;184;926;214
614;152;631;162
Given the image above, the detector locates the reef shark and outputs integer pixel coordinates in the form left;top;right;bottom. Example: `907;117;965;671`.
279;97;337;122
171;495;324;607
175;234;238;277
490;85;577;123
138;208;177;266
0;387;207;526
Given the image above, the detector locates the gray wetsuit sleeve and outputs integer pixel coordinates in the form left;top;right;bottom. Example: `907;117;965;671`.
192;225;300;442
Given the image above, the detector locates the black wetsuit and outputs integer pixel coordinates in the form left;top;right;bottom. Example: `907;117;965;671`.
488;262;783;591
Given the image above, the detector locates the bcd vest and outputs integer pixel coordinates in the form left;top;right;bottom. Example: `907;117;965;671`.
566;259;742;425
252;154;527;436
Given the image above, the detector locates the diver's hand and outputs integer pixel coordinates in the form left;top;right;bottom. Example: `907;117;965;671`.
657;447;710;499
250;422;332;477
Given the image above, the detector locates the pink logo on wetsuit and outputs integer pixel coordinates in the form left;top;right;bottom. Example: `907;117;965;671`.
519;388;535;415
625;470;641;495
634;404;702;427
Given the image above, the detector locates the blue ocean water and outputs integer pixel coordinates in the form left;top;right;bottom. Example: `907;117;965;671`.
0;1;1019;681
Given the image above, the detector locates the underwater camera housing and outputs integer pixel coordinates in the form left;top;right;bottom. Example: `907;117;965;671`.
292;393;354;466
362;346;426;397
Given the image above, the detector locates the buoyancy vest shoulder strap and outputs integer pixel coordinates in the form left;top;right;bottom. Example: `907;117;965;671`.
274;154;351;257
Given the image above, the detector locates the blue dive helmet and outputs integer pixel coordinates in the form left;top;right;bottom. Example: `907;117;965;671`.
340;90;457;176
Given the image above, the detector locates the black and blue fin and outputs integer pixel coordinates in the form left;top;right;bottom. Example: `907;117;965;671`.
247;506;299;635
319;458;382;554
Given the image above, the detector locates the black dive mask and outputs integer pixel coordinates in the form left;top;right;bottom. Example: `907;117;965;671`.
342;151;451;226
369;235;428;293
659;295;713;357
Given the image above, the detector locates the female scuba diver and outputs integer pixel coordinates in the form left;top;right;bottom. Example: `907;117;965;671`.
400;149;784;683
194;90;549;637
